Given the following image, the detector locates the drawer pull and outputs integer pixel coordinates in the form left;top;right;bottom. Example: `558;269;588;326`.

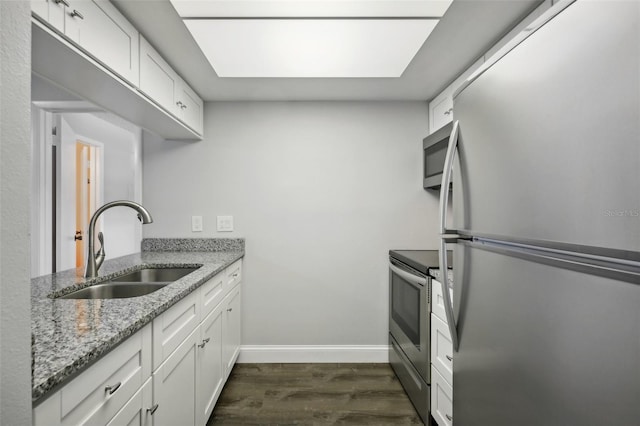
446;414;453;421
147;404;159;415
105;382;121;395
446;355;453;361
232;272;239;278
227;308;233;312
198;338;211;348
54;0;70;7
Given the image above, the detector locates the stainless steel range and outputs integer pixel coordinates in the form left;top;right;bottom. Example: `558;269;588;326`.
388;250;450;424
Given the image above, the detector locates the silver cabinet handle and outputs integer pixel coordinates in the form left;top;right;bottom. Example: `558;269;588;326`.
181;104;187;110
232;272;239;278
176;101;184;108
69;9;84;19
444;108;453;116
446;355;453;361
227;308;233;312
147;404;159;415
105;382;121;395
198;337;210;348
54;0;70;6
446;414;453;421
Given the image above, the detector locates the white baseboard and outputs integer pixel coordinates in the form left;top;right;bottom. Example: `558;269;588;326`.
237;345;389;363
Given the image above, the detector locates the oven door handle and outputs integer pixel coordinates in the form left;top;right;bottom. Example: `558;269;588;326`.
389;263;427;287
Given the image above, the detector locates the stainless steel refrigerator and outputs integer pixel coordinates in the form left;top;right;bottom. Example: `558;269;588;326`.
437;1;640;425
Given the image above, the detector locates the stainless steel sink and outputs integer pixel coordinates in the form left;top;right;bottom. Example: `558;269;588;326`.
57;282;169;299
109;267;200;283
56;266;200;299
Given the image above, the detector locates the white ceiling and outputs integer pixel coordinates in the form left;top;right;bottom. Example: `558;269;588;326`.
112;0;543;101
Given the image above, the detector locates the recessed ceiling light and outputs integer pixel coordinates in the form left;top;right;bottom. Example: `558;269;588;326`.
184;18;439;78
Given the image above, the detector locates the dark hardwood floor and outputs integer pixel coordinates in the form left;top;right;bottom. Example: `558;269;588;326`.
207;363;423;425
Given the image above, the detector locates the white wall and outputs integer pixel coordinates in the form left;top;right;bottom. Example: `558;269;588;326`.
143;102;441;360
1;1;33;424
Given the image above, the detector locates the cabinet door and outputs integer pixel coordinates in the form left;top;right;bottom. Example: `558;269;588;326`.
429;92;453;133
63;0;140;85
140;36;180;115
106;378;152;426
431;313;453;385
153;290;200;370
222;285;242;376
152;328;198;426
196;305;224;426
176;78;204;135
32;0;66;32
431;367;453;426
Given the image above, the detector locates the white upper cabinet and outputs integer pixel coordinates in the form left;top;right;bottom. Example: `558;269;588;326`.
139;36;181;115
67;0;140;86
140;36;204;134
176;77;204;135
428;57;484;134
32;0;140;86
32;0;203;140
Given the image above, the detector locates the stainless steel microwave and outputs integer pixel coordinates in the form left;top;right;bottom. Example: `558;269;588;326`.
423;121;453;190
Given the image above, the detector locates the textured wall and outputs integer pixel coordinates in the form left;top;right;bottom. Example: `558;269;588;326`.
1;1;33;423
143;102;440;357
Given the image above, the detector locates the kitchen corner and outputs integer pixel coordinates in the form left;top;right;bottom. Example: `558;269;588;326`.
31;238;244;404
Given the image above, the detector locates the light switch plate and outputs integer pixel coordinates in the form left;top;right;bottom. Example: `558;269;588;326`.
217;215;234;232
191;216;203;232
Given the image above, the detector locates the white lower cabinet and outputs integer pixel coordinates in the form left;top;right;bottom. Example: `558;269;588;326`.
431;367;453;426
33;260;243;426
152;327;199;426
106;378;152;426
196;305;225;426
222;284;242;376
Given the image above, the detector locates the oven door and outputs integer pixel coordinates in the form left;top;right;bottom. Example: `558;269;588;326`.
389;259;431;382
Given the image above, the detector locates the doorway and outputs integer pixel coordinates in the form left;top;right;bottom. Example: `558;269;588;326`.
75;142;99;269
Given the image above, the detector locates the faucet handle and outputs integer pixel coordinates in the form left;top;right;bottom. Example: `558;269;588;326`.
95;232;106;270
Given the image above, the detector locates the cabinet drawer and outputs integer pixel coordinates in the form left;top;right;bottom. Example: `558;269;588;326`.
225;259;242;290
106;377;152;426
56;324;151;426
431;279;448;324
431;314;453;385
153;290;200;370
200;271;225;320
431;366;453;426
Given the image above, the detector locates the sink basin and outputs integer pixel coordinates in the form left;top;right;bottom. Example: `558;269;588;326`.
57;282;169;299
56;266;201;299
109;267;200;283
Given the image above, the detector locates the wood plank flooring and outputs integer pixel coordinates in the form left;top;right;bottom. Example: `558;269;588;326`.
207;363;423;425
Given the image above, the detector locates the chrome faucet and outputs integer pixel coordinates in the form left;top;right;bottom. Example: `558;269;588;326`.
84;200;153;278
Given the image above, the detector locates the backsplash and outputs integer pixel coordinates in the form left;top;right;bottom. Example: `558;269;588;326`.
142;238;245;252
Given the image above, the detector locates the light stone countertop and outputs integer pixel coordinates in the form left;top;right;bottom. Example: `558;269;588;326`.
31;239;244;404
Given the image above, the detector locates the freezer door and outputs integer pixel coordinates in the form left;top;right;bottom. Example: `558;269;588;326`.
454;243;640;426
452;0;640;255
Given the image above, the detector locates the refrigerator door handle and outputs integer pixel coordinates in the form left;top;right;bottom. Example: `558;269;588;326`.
439;238;459;351
439;120;459;234
439;120;460;351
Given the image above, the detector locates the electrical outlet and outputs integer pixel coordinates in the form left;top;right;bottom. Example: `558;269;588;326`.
217;215;234;232
191;216;203;232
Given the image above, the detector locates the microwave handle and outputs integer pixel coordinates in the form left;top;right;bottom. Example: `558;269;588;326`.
439;120;460;352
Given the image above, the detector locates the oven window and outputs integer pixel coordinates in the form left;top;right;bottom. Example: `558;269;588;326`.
391;273;421;347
